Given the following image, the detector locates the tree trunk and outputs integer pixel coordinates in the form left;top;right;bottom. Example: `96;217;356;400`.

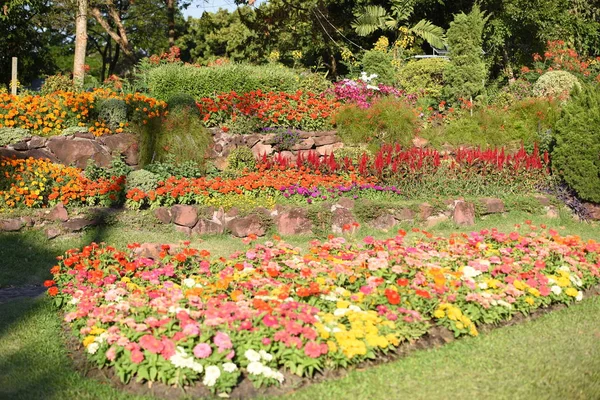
167;0;175;47
73;0;88;89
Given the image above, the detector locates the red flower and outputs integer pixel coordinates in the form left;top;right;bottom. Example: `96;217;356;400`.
415;289;431;299
43;280;55;287
47;287;59;296
396;278;409;287
385;288;401;305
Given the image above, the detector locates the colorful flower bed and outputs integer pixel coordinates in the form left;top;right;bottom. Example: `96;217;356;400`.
49;226;600;394
0;89;166;136
0;157;124;208
195;90;340;131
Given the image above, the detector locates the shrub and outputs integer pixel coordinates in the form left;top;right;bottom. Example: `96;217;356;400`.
397;58;449;98
97;98;128;131
443;5;488;102
61;126;89;136
361;50;396;86
334;97;418;149
533;70;581;100
126;169;160;193
146;63;304;100
145;156;205;180
137;108;211;169
0;127;29;146
40;73;74;95
333;145;373;163
298;72;333;94
167;92;200;115
493;79;534;107
226;146;256;172
552;84;600;202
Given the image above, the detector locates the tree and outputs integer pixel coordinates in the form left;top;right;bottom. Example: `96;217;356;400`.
73;0;87;88
443;5;488;102
352;0;446;49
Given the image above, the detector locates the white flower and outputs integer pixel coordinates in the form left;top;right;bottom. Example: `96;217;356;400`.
320;294;338;301
170;346;204;373
183;278;196;288
558;265;570;272
69;297;80;305
203;365;221;387
576;291;583;301
223;362;238;373
259;350;273;362
245;349;261;363
87;342;99;354
263;367;284;383
462;266;481;279
96;332;108;344
497;300;512;308
547;277;556;284
478;282;488;290
333;308;348;317
247;361;266;375
366;84;380;91
168;306;188;314
551;285;562;295
570;275;583;287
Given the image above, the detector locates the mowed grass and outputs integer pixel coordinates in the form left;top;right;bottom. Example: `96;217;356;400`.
0;295;599;400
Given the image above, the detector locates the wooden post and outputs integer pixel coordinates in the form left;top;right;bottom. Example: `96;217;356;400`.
11;57;17;95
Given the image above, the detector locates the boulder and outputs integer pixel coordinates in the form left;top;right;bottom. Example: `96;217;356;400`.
133;243;179;260
426;214;449;228
419;203;434;220
292;137;315;151
316;143;343;156
453;201;475;226
171;205;198;228
28;136;46;149
277;208;313;235
46;228;62;240
583;202;600;220
63;217;98;232
154;207;172;224
47;202;69;222
331;208;358;234
412;136;429;148
394;208;416;221
46;136;112;168
242;134;261;148
175;225;192;235
251;142;273;158
336;197;355;210
228;214;266;237
480;198;505;214
193;219;224;235
370;214;396;231
0;218;25;232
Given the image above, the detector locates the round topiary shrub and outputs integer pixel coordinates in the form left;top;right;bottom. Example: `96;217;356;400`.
361;50;396;86
552;84;600;203
98;98;128;130
0;127;29;146
167;92;200;115
125;169;160;193
397;58;449;98
226;146;256;172
533;70;581;99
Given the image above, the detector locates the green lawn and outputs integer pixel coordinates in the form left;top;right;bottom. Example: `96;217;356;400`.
0;210;599;399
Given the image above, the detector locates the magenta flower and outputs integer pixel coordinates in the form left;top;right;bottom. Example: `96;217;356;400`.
213;332;233;352
262;314;279;328
193;343;212;358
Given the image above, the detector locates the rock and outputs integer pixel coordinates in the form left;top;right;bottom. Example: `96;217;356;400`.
277;208;313;235
154;207;172;224
28;136;46;149
582;202;600;220
370;214;396;231
0;218;25;231
394;208;416;221
171;205;198;228
412;136;429;148
212;157;229;171
479;198;505;214
313;130;337;137
175;225;192;235
331;208;358;234
46;136;112;168
11;141;29;151
46;228;61;239
20;216;35;227
453;201;475;226
193;219;225;235
73;132;95;139
47;202;69;222
292;137;315;151
228;214;266;237
316;143;343;156
63;217;97;232
278;151;297;164
545;206;559;219
426;214;448;228
313;135;340;146
251;142;273;158
534;194;551;206
336;197;355;210
419;203;434;220
133;243;179;260
242;134;261;148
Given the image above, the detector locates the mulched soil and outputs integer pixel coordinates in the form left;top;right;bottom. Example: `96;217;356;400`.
0;285;46;305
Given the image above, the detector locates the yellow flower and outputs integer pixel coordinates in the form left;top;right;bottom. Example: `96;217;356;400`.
557;277;570;287
121;277;131;283
513;280;527;290
327;340;338;353
525;297;535;305
565;287;578;297
89;326;106;335
433;309;446;319
83;335;96;347
528;287;540;297
336;300;350;309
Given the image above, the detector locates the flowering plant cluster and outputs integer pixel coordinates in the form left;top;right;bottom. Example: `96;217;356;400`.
50;225;600;393
330;78;414;109
0;157;125;208
0;89;167;136
195;90;339;132
279;182;402;204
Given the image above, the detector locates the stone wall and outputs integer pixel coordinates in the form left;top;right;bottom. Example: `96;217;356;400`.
0;132;139;169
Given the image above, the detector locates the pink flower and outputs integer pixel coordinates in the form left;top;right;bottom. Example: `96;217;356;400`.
226;350;235;360
161;337;176;360
182;321;200;336
139;335;164;354
304;341;328;358
193;343;212;358
262;337;271;345
214;332;233;352
262;314;279;328
106;346;117;361
131;349;144;364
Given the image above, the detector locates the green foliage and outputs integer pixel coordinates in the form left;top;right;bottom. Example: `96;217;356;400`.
145;155;205;180
40;74;74;95
443;5;488;102
273;129;301;152
225;115;261;135
334;97;418;149
354;200;385;222
361;50;396;86
61;126;89;136
166;93;199;115
533;71;581;99
397;58;449;98
125;169;159;193
84;155;132;180
226;146;256;172
97;98;128;130
137;108;211;170
0;127;29;146
298;72;333;94
146;63;305;100
552;84;600;202
333;145;373;163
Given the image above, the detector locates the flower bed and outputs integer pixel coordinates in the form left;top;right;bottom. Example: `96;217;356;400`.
0;89;166;136
49;226;600;394
0;157;124;208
